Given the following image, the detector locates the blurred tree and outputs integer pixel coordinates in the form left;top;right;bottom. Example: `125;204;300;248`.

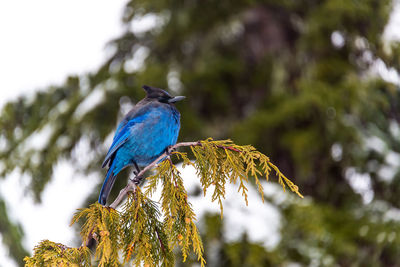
1;0;400;266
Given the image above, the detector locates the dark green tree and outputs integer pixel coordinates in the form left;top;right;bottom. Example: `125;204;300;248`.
1;0;400;265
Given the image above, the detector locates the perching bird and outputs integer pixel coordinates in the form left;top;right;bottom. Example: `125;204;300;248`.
98;85;185;205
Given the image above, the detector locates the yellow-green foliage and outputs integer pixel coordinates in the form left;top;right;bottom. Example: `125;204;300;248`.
121;189;175;266
146;159;205;265
24;139;302;266
24;240;91;266
187;139;303;215
71;203;121;267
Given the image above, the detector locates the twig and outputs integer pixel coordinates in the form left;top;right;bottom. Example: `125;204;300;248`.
215;144;241;152
155;225;165;253
107;141;201;208
109;181;137;209
81;226;96;247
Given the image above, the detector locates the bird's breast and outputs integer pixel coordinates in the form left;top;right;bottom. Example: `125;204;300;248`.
126;104;180;165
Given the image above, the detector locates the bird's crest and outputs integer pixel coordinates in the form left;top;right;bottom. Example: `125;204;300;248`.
142;85;172;99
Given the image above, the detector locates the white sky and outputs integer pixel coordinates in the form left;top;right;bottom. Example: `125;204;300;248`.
0;1;127;266
0;0;126;107
0;0;399;266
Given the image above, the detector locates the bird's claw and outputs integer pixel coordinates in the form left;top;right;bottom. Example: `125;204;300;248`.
130;168;140;185
166;145;176;155
130;176;141;186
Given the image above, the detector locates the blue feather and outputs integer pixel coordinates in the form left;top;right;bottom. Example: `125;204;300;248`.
102;112;150;168
98;159;117;205
98;86;183;205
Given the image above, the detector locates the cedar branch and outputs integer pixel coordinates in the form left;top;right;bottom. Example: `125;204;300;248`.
108;141;201;209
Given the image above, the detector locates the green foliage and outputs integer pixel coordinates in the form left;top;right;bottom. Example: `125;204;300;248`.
121;190;174;266
0;197;28;266
71;203;120;266
147;160;205;265
24;139;301;266
24;240;91;267
277;199;400;266
179;139;302;214
2;0;400;265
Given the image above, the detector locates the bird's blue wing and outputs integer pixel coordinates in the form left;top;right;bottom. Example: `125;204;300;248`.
101;111;149;168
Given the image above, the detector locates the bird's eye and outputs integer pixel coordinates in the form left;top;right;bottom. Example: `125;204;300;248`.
159;96;171;103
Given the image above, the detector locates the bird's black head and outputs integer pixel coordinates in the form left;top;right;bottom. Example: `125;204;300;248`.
142;85;185;104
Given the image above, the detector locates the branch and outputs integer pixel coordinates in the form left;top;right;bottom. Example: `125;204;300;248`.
155;225;166;252
28;138;302;267
108;141;201;209
109;181;137;209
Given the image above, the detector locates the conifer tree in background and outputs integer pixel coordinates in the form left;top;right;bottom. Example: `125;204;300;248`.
1;0;400;266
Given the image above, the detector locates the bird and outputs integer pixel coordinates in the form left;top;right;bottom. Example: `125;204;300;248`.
98;85;185;205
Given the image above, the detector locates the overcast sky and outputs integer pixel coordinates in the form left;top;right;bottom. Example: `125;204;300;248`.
0;0;126;107
0;1;126;265
0;0;400;266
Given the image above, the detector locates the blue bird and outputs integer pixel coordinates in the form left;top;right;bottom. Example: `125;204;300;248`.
99;85;185;205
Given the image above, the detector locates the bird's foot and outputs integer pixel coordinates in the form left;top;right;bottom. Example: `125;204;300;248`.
166;145;176;156
131;169;142;184
130;168;141;185
132;162;141;176
130;175;142;186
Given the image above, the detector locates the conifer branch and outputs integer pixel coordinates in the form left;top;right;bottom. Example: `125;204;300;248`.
108;139;303;209
25;138;302;267
155;225;166;252
108;141;201;208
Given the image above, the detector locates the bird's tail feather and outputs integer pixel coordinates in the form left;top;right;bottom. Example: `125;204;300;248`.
99;161;117;205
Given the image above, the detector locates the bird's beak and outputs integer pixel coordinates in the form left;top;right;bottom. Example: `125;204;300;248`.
168;96;185;103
